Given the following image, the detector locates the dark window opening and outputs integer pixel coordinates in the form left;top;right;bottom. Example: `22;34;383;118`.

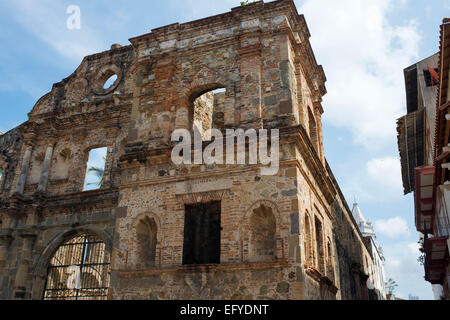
423;68;438;87
183;201;221;265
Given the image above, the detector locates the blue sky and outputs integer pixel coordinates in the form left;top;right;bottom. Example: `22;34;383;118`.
1;0;449;299
83;147;107;191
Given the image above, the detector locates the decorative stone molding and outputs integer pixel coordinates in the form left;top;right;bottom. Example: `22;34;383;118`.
177;189;229;204
92;64;123;96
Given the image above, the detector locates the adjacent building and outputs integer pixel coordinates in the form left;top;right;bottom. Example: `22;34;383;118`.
397;19;450;300
351;203;387;300
0;0;381;300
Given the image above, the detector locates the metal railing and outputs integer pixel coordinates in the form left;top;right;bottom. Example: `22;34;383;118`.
43;234;111;300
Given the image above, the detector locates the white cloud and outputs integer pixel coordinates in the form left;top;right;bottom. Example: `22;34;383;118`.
175;0;238;22
375;216;410;238
382;241;433;299
297;0;421;151
336;156;403;203
3;0;107;62
366;156;403;194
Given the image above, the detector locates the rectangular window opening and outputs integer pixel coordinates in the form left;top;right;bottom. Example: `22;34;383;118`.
83;147;107;191
182;201;221;265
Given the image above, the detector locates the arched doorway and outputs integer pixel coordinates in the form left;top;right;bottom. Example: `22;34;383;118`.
43;233;111;300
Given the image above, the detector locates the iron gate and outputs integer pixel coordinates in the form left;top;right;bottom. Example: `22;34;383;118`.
43;233;111;300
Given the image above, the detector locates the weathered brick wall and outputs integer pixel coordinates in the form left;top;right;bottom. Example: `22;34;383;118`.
0;0;376;300
0;43;133;299
0;127;23;198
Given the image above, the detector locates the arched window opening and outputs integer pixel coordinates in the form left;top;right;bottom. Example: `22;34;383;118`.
43;233;110;300
191;87;227;141
315;218;325;274
304;214;313;266
103;74;118;90
249;204;276;262
308;107;318;150
136;216;157;268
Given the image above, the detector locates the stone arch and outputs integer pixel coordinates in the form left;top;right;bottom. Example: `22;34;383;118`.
248;204;276;262
31;226;112;300
176;66;235;129
240;200;283;262
136;217;157;268
91;64;123;96
130;212;163;269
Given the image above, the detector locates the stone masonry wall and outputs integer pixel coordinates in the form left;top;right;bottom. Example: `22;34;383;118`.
0;0;376;300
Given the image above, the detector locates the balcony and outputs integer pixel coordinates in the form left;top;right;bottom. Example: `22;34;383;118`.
424;236;449;285
414;166;435;233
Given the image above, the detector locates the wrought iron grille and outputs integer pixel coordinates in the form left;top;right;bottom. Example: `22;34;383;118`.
43;234;111;300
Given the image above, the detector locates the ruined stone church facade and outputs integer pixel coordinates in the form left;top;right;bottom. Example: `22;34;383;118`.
0;0;378;300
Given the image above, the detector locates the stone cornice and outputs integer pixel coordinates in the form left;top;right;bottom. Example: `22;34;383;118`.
285;125;336;205
29;96;132;121
0;188;119;213
26;103;131;135
115;259;290;277
118;125;337;209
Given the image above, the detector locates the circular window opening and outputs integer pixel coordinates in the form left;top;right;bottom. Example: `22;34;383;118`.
103;74;118;90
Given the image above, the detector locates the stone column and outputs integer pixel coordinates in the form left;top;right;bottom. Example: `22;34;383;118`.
37;141;56;192
15;144;33;195
12;233;36;300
